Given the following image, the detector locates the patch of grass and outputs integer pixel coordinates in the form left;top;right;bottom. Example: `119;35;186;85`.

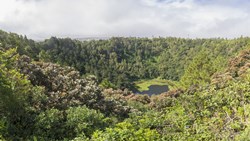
134;78;178;92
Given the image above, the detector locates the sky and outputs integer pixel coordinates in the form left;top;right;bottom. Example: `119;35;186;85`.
0;0;249;39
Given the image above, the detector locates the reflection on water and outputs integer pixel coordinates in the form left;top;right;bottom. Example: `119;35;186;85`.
136;85;168;96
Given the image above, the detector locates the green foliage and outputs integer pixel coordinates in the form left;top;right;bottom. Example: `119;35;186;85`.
0;48;36;140
0;30;40;59
2;30;250;140
35;108;64;140
34;106;111;140
235;124;250;141
180;49;227;88
38;50;51;62
0;118;7;140
92;121;160;141
100;79;116;89
2;30;250;90
34;37;250;90
66;106;108;137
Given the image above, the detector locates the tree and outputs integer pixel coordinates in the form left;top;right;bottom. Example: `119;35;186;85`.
180;49;226;88
0;48;35;140
66;106;108;138
92;121;160;141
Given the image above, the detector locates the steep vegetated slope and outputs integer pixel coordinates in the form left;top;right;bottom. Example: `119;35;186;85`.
1;29;250;89
38;36;250;89
1;29;250;140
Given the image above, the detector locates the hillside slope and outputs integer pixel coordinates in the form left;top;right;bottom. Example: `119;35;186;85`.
1;30;250;140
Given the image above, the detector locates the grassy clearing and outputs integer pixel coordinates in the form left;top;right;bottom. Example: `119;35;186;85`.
134;78;179;92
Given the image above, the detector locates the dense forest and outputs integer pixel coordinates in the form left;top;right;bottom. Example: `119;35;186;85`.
1;29;250;140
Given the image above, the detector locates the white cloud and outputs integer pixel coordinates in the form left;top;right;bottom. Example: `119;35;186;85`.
0;0;249;39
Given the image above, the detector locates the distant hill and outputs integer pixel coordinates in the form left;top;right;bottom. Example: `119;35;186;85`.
75;37;111;41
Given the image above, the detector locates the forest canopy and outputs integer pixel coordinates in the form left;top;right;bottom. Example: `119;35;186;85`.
1;29;250;140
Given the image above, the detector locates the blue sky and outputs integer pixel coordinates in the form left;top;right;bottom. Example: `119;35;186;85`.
0;0;249;39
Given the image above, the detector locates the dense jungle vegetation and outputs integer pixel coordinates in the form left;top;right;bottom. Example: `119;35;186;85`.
1;29;250;140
